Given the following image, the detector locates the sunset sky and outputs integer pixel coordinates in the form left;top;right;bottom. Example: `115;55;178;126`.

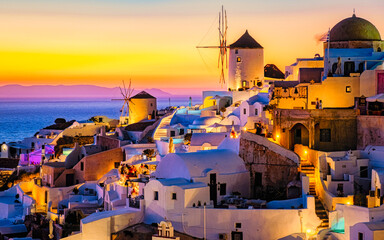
1;0;383;94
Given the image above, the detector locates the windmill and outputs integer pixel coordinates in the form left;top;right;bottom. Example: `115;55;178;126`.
114;80;135;125
196;6;228;85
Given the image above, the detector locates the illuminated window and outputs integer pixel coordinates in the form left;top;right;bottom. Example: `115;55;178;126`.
154;191;159;200
346;86;352;93
172;193;177;200
237;57;241;62
203;146;211;150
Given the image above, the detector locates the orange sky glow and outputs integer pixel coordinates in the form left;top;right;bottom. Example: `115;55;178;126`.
1;0;383;94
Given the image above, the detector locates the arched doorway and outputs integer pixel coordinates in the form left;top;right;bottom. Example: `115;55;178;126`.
289;123;309;150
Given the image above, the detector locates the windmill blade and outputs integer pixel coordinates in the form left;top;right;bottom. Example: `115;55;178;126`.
129;88;135;98
119;86;126;98
129;99;135;105
122;80;129;97
120;102;126;116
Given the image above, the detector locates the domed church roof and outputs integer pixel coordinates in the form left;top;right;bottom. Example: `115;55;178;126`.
330;14;381;42
229;30;263;49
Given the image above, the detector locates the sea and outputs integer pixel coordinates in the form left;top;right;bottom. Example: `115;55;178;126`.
0;97;201;143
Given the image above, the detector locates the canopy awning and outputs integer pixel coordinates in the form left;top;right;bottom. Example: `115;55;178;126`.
367;93;384;103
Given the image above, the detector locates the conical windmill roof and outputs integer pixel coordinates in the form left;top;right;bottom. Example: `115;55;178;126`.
229;30;263;49
131;91;156;99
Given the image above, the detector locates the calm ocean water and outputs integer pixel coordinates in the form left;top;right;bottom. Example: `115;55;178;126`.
0;97;201;143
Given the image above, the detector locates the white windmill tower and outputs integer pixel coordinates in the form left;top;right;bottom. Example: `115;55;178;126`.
118;80;135;126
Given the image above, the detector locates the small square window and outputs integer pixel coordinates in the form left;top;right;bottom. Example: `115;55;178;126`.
114;162;120;168
154;191;159;201
81;162;84;171
243;108;246;114
237;57;241;62
172;193;177;200
346;86;352;93
235;223;242;228
235;49;238;54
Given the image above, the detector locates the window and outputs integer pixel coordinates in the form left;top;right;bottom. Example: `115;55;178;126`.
170;131;175;137
81;162;84;171
220;183;226;195
150;103;153;106
255;172;262;186
344;61;355;76
359;62;365;73
360;166;368;178
370;190;375;197
255;109;258;116
243;108;246;114
235;49;238;54
172;193;177;200
235;223;242;229
179;129;185;135
114;162;120;168
337;184;344;192
237;57;241;62
346;86;352;93
320;129;331;142
358;232;363;240
154;191;159;200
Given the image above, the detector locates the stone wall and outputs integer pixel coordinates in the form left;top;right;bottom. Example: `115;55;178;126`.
77;148;123;182
239;132;300;200
96;136;120;150
357;115;384;149
274;109;357;152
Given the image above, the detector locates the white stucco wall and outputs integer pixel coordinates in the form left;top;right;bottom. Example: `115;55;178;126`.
159;196;320;240
228;48;264;91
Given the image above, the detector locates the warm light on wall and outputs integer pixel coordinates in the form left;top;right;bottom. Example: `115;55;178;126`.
346;202;351;205
276;134;280;139
304;150;308;155
243;127;247;131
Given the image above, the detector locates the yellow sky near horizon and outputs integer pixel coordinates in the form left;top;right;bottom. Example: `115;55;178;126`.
1;0;383;91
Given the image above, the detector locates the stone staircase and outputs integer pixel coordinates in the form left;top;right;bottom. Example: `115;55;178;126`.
300;161;329;230
153;111;176;141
